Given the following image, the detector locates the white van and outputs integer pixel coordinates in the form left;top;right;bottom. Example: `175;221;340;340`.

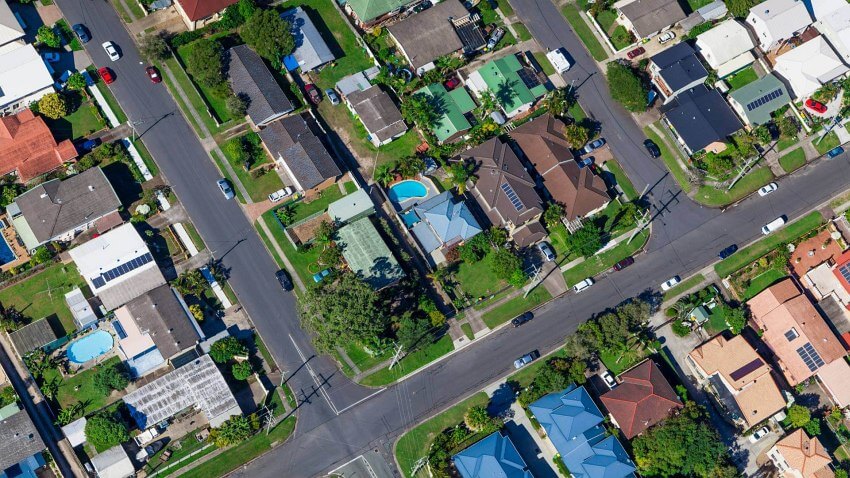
546;49;572;74
761;216;786;235
573;278;594;293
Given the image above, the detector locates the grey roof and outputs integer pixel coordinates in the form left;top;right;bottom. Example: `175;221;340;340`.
90;445;134;478
651;43;708;92
97;266;168;311
61;417;87;448
124;285;201;360
328;188;375;223
617;0;686;37
0;406;45;471
227;45;294;126
9;319;59;355
336;71;373;96
729;73;790;125
65;287;97;330
9;167;120;246
258;113;341;190
662;84;743;152
281;7;335;72
387;0;467;70
347;85;407;143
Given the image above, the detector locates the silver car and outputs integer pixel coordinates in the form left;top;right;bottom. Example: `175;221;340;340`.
537;241;556;262
217;179;235;200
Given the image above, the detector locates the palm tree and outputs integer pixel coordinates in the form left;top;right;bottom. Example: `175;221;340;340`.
447;160;475;194
544;88;569;117
374;163;395;187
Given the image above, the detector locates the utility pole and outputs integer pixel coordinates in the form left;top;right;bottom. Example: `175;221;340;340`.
389;343;404;370
523;264;542;298
128;120;144;142
627;208;651;244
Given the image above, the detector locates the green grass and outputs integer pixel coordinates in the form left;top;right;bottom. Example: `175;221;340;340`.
532;51;556;76
259;211;322;285
569;102;587;121
87;70;128;125
181;222;206;252
605;160;638;200
715;212;825;277
254;220;286;269
46;101;105;142
561;4;608;61
46;356;124;415
121;0;144;19
254;333;277;371
548;223;575;260
743;268;787;300
599;346;645;375
108;0;133;22
777;134;798;152
595;9;617;30
0;263;86;335
161;57;229;136
563;230;649;287
644;125;691;193
779;147;806;173
815;131;841;155
130;139;158;177
694;167;774;206
461;323;474;340
726;67;758;91
456;253;508;299
210;150;245;203
145;432;210;473
661;274;706;302
494;0;515;16
176;43;233;124
360;336;454;387
343;342;390;372
513;23;532;41
220;134;284;203
395;392;490;478
687;0;714;11
288;185;351;223
610;25;634;50
481;288;552;329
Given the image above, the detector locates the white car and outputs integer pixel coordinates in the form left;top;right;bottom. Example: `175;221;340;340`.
758;182;778;197
102;41;120;61
762;216;786;235
601;370;617;389
749;426;770;443
546;48;572;73
660;276;680;291
268;187;294;203
573;278;594;293
658;31;676;44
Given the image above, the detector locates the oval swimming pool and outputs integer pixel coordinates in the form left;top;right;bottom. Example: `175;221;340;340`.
388;180;428;204
67;330;114;364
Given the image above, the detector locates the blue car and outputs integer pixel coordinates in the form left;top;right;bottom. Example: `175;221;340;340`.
312;269;330;283
827;146;845;158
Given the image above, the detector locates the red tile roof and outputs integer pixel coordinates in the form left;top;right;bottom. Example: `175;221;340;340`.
600;360;682;438
0;110;77;182
176;0;238;21
832;250;850;294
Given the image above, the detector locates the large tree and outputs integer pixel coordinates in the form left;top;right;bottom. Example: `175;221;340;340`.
38;93;68;119
93;362;129;395
85;415;129;452
240;10;295;65
606;62;648;112
37;25;60;48
140;32;170;61
211;415;252;447
185;38;224;88
210;336;248;363
490;248;525;287
401;94;440;129
565;123;590;148
566;223;603;257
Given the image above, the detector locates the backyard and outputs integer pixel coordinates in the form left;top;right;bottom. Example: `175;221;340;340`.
0;263;86;335
726;67;758;91
42;356;125;416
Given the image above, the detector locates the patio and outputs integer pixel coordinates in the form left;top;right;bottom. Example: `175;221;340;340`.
0;215;31;271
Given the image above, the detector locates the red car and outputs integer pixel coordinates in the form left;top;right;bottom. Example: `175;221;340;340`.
98;67;115;84
805;98;827;114
146;66;162;84
627;47;646;59
304;83;321;105
444;77;461;90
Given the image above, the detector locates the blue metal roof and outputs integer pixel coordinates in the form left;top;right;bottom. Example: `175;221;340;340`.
413;191;482;246
453;432;532;478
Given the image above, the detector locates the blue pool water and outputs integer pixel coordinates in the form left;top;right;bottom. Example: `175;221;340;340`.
67;330;114;364
0;236;15;265
388;180;428;204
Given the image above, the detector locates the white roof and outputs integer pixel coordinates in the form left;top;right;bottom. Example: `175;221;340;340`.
717;52;756;77
60;417;87;448
91;445;134;478
0;44;54;109
817;359;850;407
774;35;849;98
811;0;849;19
0;0;24;46
65;287;97;329
812;0;850;62
747;0;812;45
696;20;755;68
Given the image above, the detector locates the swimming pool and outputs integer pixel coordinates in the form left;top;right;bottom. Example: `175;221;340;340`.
67;330;114;364
388;180;428;204
0;235;16;266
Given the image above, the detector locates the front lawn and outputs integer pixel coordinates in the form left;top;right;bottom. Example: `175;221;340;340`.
360;335;454;387
661;273;706;301
563;229;649;287
258;211;323;285
743;268;787;300
343;342;390;372
45;94;106;142
726;67;758;91
779;147;806;173
481;288;552;329
219;133;284;202
815;131;841;155
599;344;646;375
513;22;532;41
455;252;508;299
644;125;691;193
776;133;798;152
694;167;775;207
0;263;86;335
562;4;608;61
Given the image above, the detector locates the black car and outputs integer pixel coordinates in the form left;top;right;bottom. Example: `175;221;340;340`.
275;269;293;291
643;139;661;158
613;256;635;271
72;23;91;43
718;244;738;259
511;311;534;327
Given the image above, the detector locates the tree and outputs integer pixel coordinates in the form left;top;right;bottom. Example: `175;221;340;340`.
275;204;295;225
93;362;129;395
318;244;342;267
488;227;508;247
397;313;430;351
777;115;798;138
787;404;811;428
314;220;336;246
185;38;224;88
85;415;129;452
458;234;490;263
613;202;639;229
565;123;590;148
566;223;603;257
226;94;248;117
241;10;295;64
175;269;206;296
140;32;170;61
753;125;772;144
38;93;68;119
396;156;424;178
543;88;569;117
0;386;16;408
67;73;87;91
597;312;631;349
56;402;84;426
725;307;747;334
210;415;252;447
401;94;439;129
804;417;821;436
725;0;759;17
210;336;248;363
374;162;395;186
543;203;564;228
189;304;204;321
29;246;53;266
464;406;493;432
607;62;647;112
232;361;253;380
0;184;23;208
447;160;475;193
37;25;61;48
41;377;61;400
490;248;525;287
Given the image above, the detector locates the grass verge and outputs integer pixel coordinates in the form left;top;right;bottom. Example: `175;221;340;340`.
360;336;454;387
779;147;806;173
694;167;774;207
661;273;706;302
644;125;691;193
563;229;649;287
605;159;638;200
561;4;607;61
481;288;552;329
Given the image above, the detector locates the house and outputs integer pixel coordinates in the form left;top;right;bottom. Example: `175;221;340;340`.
529;385;637;478
6;167;121;252
337;217;405;289
789;229;843;278
0;45;54;114
728;73;791;126
344;0;419;28
65;287;97;331
173;0;237;30
613;0;686;40
328;188;375;224
510;114;610;221
227;45;294;127
694;19;756;78
9;319;60;357
746;0;812;51
599;360;682;439
452;431;533;478
346;85;407;146
0;0;25;47
0;404;46;478
258;112;342;196
69;223;167;311
687;334;786;429
91;445;135;478
464;55;548;118
413;83;477;143
280;7;335;72
123;355;241;429
336;69;381;97
649;43;709;103
810;0;850;63
767;429;835;478
387;0;482;74
773;35;848;99
661;85;743;155
0;110;77;182
408;190;482;263
461;137;545;247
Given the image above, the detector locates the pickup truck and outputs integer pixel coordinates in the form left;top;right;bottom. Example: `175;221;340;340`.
268;187;294;203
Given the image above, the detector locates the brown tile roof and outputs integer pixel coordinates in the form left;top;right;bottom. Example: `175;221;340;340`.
790;229;842;278
748;278;846;385
0;110;77;182
774;430;833;478
600;360;682;438
176;0;238;21
511;221;547;248
510;114;609;220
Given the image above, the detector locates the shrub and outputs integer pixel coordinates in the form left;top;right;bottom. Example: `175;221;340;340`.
37;25;61;48
38;93;69;119
210;336;248;363
85;415;129;452
170;29;204;48
232;361;253;380
209;415;252;447
184;38;224;88
606;62;647;112
93;362;129;395
671;320;691;337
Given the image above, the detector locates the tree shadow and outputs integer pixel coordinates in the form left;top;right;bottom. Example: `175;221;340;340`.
102;162;143;208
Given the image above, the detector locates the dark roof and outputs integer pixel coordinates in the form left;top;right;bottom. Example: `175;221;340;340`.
0;407;45;471
651;43;709;92
387;0;467;70
617;0;686;37
9;319;59;355
227;45;293;126
662;85;743;152
600;360;682;438
124;285;201;360
258;113;342;190
12;167;120;244
347;86;408;143
176;0;237;21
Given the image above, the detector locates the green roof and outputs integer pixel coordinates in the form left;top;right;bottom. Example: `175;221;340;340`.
347;0;413;23
414;83;477;142
473;55;548;114
729;73;790;126
337;217;405;289
328;188;374;224
690;306;710;324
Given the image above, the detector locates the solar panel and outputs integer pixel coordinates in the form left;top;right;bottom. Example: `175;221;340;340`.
785;328;799;341
500;183;525;211
517;68;541;89
729;358;763;381
95;253;154;286
92;277;106;289
796;342;825;372
745;88;783;112
839;263;850;284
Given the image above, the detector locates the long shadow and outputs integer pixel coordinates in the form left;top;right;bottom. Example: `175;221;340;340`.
102;161;143;208
291;5;346;61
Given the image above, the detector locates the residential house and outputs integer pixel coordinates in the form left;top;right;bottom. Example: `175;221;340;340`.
91;445;135;478
0;0;24;47
767;429;835;478
336;69;381;97
510;114;610;221
69;223;167;311
6;167;121;252
728;73;791;126
173;0;237;31
280;7;335;72
328;188;375;224
413;83;477;143
344;0;419;28
745;0;812;52
613;0;686;40
661;85;743;154
461;137;545;247
810;0;850;63
9;318;59;357
0;2;54;114
0;404;46;478
687;334;786;429
694;19;756;78
345;85;408;146
649;43;709;103
452;431;533;478
773;35;848;99
337;217;405;289
529;385;637;478
599;360;682;439
0;110;77;182
408;190;482;264
464;54;548;118
387;0;483;74
227;45;294;127
258;112;342;196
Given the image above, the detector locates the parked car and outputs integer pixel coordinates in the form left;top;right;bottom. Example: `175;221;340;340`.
613;256;634;271
749;426;770;443
41;52;60;63
513;350;540;369
160;449;172;462
275;269;293;291
762;216;786;235
146;66;162;83
72;23;91;43
577;156;593;168
718;244;738;259
660;276;680;291
77;137;101;153
97;67;114;84
325;88;340;105
217;178;234;200
304;83;321;105
546;48;572;73
658;31;676;44
537;241;556;262
102;41;120;61
643;139;661;158
142;440;164;460
582;138;605;154
827;146;845;158
626;46;645;59
312;268;331;283
758;182;778;197
601;370;617;388
444;77;461;90
268;187;294;202
487;27;505;50
805;98;827;114
573;278;594;293
511;311;534;327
